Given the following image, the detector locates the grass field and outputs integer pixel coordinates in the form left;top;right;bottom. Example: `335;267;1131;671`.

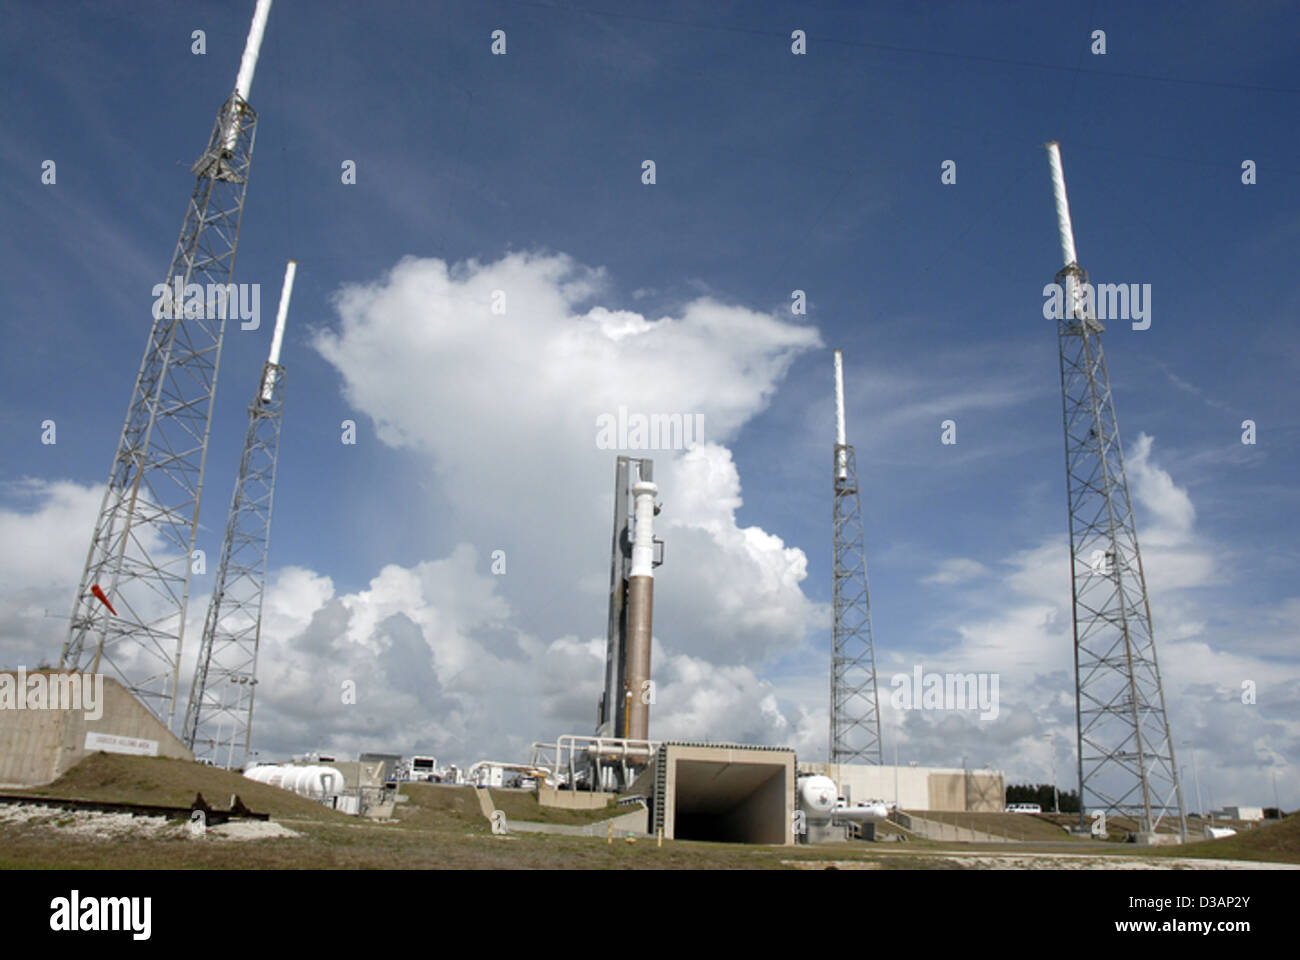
1;753;1293;869
6;752;354;821
1154;814;1300;864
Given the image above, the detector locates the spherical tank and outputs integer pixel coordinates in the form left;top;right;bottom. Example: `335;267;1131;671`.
797;775;838;823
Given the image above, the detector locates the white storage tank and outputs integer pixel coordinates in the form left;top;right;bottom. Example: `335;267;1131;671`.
797;774;838;825
244;763;346;799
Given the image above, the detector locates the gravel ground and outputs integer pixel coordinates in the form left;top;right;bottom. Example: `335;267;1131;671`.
939;852;1300;870
0;803;181;840
0;803;298;842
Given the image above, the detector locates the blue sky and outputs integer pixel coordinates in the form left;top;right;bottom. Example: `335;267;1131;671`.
1;0;1297;812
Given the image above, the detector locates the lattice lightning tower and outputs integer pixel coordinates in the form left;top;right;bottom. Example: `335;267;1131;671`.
60;1;275;727
830;349;884;765
1045;142;1186;838
182;261;295;766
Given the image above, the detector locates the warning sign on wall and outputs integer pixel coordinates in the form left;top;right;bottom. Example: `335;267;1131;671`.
84;731;159;757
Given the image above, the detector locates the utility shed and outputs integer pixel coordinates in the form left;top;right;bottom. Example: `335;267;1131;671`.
651;742;794;845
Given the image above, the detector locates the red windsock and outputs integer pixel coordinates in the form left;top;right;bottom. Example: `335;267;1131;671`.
90;584;117;616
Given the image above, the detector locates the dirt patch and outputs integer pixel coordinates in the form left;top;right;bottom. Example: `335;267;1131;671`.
782;859;882;870
940;852;1299;870
207;820;300;841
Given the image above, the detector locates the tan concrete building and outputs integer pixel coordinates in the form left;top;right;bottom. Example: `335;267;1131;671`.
799;761;1004;813
0;670;191;787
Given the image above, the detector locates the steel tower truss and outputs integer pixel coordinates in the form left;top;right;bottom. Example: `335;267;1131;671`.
1056;264;1186;837
182;355;285;766
60;95;259;726
1045;143;1185;839
831;443;883;765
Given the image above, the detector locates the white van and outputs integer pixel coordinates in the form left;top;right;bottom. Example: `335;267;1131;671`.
1005;802;1042;813
409;755;439;781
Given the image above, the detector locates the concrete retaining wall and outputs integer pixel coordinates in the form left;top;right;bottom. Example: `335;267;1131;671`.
0;671;192;787
538;788;617;810
505;806;649;837
893;811;1011;843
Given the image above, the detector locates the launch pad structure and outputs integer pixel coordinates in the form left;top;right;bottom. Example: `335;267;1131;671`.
20;1;1203;854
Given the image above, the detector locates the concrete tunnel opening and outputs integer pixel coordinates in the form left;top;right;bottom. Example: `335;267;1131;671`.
672;761;788;843
656;744;795;845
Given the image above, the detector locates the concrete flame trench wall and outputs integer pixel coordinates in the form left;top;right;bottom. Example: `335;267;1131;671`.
656;744;794;845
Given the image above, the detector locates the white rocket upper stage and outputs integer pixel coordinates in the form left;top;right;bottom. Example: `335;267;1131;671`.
629;480;658;579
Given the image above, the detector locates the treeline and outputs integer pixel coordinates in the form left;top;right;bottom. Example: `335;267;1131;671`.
1005;783;1079;813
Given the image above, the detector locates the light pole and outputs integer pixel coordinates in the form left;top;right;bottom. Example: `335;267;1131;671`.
893;741;899;810
1044;734;1059;814
1181;740;1204;821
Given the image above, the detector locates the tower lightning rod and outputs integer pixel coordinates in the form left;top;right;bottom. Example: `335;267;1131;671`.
833;349;848;481
223;0;273;151
1045;141;1078;268
235;0;272;102
1046;141;1087;323
261;260;295;401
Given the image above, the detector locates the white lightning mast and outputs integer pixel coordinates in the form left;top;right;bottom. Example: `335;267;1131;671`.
1044;141;1186;840
62;1;276;726
222;0;273;152
830;349;883;765
182;259;296;765
834;348;848;482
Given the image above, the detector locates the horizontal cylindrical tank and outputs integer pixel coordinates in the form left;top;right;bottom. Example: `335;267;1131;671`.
833;802;889;824
244;763;345;798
